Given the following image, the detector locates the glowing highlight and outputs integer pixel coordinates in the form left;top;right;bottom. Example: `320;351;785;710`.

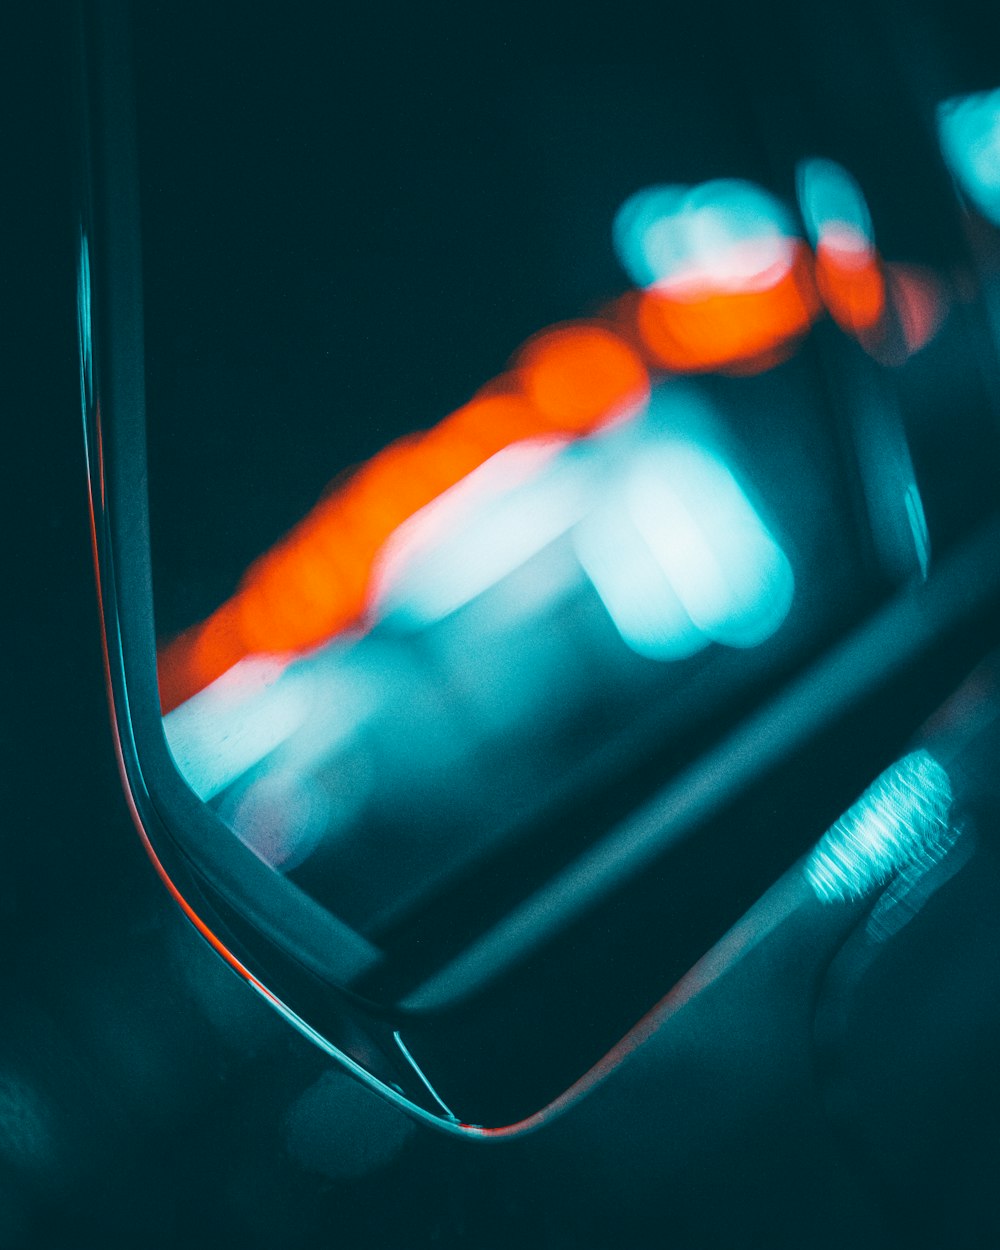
805;751;954;904
157;328;650;711
374;438;586;625
163;657;311;800
614;180;820;373
939;87;1000;227
578;432;794;660
797;157;886;338
159;167;948;714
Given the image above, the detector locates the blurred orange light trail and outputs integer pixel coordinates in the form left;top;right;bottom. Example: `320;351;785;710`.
813;230;887;339
157;241;947;715
812;229;943;361
629;241;822;375
157;325;650;713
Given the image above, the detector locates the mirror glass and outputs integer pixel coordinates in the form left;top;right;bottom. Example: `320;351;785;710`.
131;6;996;959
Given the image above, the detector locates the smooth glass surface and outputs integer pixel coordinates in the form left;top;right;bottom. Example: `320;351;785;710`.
131;7;997;954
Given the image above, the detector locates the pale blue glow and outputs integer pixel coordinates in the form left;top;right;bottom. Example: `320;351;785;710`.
795;157;874;250
805;751;954;904
865;819;968;942
843;392;931;585
378;392;793;657
624;442;794;650
394;1031;458;1120
164;647;381;812
573;416;794;661
221;770;333;871
612;184;689;288
575;501;706;661
612;179;797;291
577;440;795;660
374;439;590;626
76;229;93;412
904;482;931;580
164;657;313;800
938;88;1000;227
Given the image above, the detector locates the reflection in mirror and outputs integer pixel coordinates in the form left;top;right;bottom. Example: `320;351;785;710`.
134;10;967;966
162;373;803;932
939;87;1000;229
151;162;905;939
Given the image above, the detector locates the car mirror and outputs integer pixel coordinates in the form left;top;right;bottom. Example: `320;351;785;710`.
77;0;1000;1131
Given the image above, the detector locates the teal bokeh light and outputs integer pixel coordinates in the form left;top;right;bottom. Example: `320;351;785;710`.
939;88;1000;227
805;751;955;904
612;179;798;291
796;157;875;250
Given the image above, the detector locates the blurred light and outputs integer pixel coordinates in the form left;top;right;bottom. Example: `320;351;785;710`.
938;87;1000;227
797;157;887;338
813;240;885;338
575;500;706;661
865;822;969;943
163;657;312;800
631;261;818;375
222;771;333;871
797;157;875;250
374;438;587;625
805;751;954;903
612;184;690;288
614;181;798;290
158;332;648;711
888;264;945;356
576;410;794;660
797;157;945;358
515;324;650;432
158;156;957;715
904;481;931;579
614;180;820;373
76;228;93;415
626;441;794;648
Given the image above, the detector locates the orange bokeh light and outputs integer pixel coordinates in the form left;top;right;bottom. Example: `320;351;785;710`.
156;353;650;712
516;324;651;432
156;227;945;714
632;242;821;374
814;235;887;339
